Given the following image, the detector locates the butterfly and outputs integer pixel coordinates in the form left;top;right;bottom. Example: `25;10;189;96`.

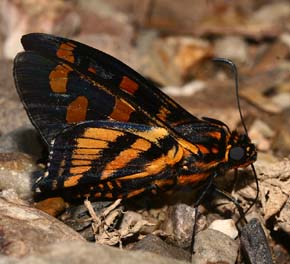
13;33;257;201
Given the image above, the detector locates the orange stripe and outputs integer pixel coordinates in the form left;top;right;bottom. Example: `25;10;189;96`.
66;96;88;123
126;188;145;198
135;127;169;144
117;171;149;181
71;154;101;160
73;148;105;155
49;64;73;93
69;166;90;175
166;145;183;165
83;128;124;141
112;144;183;181
63;174;83;187
131;138;152;151
178;172;210;185
177;138;199;154
101;139;152;180
75;138;108;149
194;160;220;169
71;160;92;166
153;178;175;189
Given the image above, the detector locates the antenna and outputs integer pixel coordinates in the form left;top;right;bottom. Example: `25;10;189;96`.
213;58;259;217
212;58;248;135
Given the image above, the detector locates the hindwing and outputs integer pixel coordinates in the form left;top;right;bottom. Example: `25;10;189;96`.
36;121;184;199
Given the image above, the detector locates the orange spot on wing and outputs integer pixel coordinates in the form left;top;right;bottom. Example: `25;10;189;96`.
105;193;113;198
211;147;219;154
107;182;113;190
88;67;97;74
63;174;83;188
115;180;122;188
156;106;171;121
197;144;210;155
49;64;73;93
110;98;134;121
56;42;76;63
206;131;222;140
94;192;102;198
119;76;139;95
66;96;88;123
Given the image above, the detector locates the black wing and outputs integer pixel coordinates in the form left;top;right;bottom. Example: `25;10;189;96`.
14;33;205;145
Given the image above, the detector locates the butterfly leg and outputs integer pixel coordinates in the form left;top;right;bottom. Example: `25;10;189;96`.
190;173;216;254
213;188;247;226
190;178;248;254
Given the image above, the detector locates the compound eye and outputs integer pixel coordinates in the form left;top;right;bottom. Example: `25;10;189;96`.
229;147;245;161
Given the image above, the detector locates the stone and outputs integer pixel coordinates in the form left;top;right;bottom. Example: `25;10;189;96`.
250;2;290;26
1;0;80;59
209;219;238;239
240;218;274;264
0;190;84;258
271;93;290;110
162;203;195;248
272;125;290;158
0;152;38;199
248;119;275;152
132;234;190;262
214;36;249;64
0;240;188;264
276;195;290;234
138;36;212;86
0;60;30;135
162;80;206;97
191;229;239;264
0;125;44;157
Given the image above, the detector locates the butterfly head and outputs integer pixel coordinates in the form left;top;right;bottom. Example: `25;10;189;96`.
226;130;257;169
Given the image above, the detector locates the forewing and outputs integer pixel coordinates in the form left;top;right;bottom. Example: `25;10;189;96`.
36;121;184;199
14;33;203;144
14;50;152;145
